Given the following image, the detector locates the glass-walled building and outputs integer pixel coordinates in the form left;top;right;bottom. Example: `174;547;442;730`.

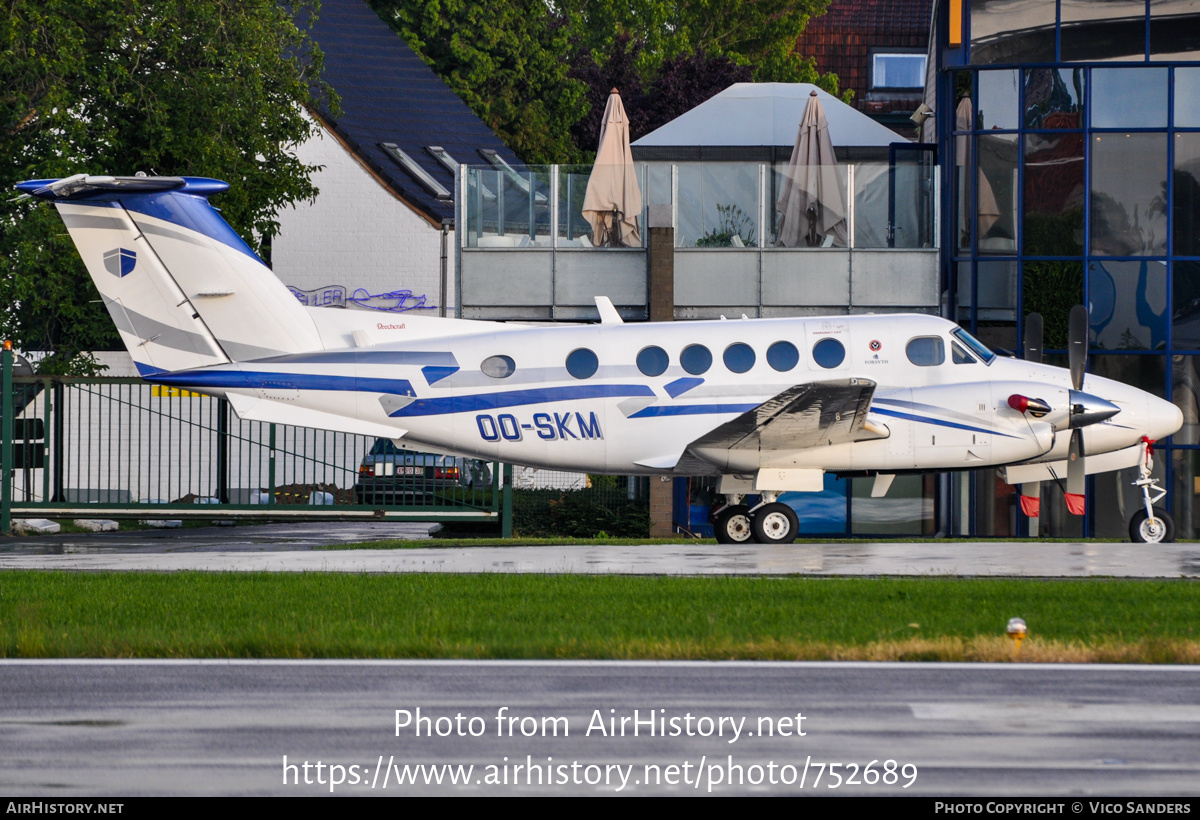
934;0;1200;537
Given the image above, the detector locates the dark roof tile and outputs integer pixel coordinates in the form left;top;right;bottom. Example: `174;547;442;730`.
310;0;520;223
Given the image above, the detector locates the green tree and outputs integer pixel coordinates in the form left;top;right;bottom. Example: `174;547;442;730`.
368;0;588;165
556;0;837;86
0;0;333;372
370;0;839;164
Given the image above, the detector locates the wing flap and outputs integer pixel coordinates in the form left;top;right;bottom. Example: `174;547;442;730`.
687;379;878;456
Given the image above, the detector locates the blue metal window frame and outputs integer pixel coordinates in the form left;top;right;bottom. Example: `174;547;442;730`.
944;0;1200;536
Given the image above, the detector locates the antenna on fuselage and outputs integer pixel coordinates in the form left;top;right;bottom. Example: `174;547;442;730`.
594;296;623;325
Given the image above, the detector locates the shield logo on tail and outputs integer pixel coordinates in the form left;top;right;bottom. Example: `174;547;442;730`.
103;248;137;277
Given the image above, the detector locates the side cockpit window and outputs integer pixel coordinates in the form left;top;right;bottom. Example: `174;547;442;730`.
952;341;977;364
906;336;945;367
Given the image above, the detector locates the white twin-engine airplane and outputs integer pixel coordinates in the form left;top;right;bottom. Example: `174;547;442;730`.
18;174;1185;543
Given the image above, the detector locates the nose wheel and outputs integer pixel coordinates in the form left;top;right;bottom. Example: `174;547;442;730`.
1129;436;1175;543
1130;507;1174;543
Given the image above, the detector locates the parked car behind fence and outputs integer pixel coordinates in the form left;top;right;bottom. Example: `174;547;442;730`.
354;439;492;505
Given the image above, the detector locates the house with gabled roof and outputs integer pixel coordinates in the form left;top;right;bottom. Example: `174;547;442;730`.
793;0;934;137
271;0;523;317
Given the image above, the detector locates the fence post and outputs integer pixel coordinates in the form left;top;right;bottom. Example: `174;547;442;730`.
216;397;229;503
1;344;12;533
51;381;64;501
501;463;513;538
267;423;276;505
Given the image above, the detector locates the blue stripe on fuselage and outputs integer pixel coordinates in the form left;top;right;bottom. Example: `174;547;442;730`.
388;385;655;417
629;403;758;418
871;406;1018;438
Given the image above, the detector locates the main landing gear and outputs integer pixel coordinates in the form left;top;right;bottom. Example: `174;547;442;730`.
1129;436;1174;543
712;493;799;544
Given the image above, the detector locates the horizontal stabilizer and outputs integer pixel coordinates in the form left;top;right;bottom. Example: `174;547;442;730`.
225;392;406;440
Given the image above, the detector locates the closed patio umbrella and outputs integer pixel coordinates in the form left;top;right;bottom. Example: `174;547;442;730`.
583;88;642;247
776;91;848;248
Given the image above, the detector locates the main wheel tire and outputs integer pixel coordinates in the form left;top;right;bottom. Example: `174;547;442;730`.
751;502;799;544
714;505;753;544
1130;507;1175;543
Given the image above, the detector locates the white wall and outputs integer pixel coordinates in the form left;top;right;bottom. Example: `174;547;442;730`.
272;121;457;316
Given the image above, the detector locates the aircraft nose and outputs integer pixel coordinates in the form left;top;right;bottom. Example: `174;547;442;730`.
1148;395;1184;440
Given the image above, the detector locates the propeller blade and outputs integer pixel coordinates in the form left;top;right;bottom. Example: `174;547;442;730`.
1069;304;1088;391
1024;312;1043;364
1066;428;1086;515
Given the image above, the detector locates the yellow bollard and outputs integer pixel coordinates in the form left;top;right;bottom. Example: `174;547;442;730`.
1006;617;1027;658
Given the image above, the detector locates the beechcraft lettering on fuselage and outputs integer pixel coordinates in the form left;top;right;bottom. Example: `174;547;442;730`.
17;174;1185;544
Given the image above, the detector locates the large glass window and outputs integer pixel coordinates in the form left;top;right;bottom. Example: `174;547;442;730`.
1172;261;1200;350
977;70;1021;130
977;134;1018;254
1087;260;1168;351
1090;353;1166;396
1171;448;1200;539
850;474;935;535
1150;0;1200;60
1024;261;1083;349
1175;133;1200;256
1171;355;1200;445
1090;132;1168;256
969;0;1055;64
1023;133;1085;256
1175;68;1200;127
1091;68;1169;128
1060;0;1147;62
969;260;1019;352
1023;68;1084;129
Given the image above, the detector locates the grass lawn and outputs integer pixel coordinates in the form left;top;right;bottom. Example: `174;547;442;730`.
1;572;1197;662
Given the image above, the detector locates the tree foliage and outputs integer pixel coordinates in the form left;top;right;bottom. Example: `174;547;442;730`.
368;0;589;165
370;0;839;163
569;36;754;150
0;0;333;372
557;0;835;85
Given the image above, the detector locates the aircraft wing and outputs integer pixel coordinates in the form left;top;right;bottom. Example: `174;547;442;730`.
671;379;881;472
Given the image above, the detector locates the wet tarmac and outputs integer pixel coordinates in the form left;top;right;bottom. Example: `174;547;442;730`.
0;522;1197;576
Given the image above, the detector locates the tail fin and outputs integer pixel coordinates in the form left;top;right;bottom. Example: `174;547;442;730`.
18;175;320;374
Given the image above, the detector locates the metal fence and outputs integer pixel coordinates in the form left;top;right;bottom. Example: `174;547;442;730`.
0;351;510;531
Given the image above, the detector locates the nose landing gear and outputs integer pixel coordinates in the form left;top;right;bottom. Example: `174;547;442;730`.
1129;436;1174;543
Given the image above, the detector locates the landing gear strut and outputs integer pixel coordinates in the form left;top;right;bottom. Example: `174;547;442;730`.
1129;436;1174;543
711;491;799;545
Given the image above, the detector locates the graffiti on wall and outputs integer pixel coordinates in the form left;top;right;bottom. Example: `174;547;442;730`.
287;285;435;313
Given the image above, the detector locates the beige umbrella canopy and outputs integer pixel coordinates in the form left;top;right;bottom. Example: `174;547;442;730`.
776;91;848;248
583;88;642;247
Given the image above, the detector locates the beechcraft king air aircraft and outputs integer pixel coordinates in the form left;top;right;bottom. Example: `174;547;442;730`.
17;174;1186;543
